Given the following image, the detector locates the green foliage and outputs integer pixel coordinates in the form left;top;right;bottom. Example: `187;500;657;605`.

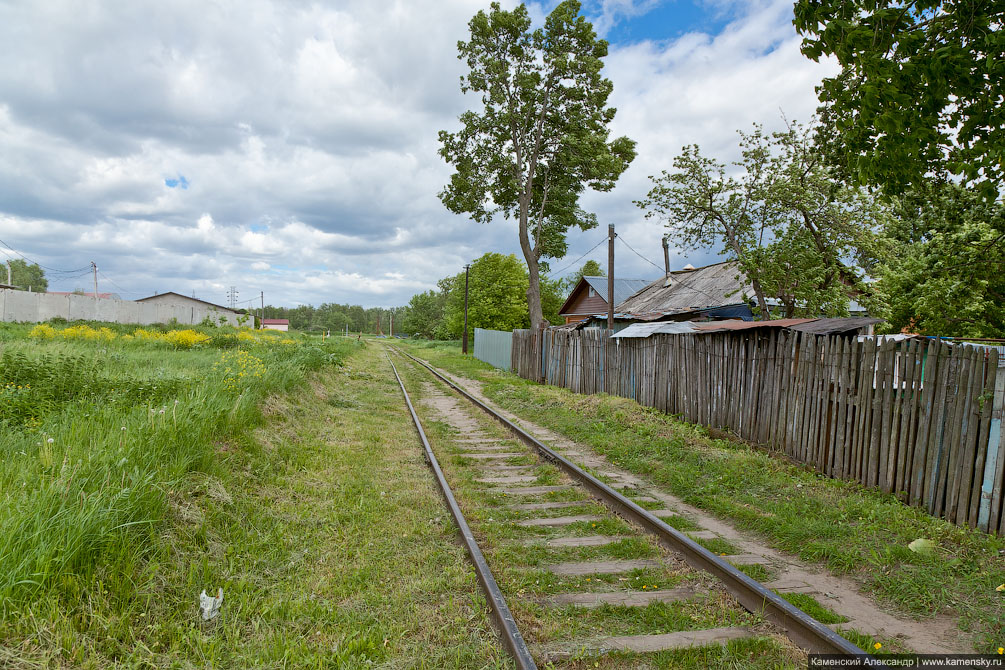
560;259;605;294
874;183;1005;336
440;252;563;340
637;121;888;318
794;0;1004;198
400;289;447;339
0;322;353;621
439;0;635;326
261;301;399;334
5;258;47;291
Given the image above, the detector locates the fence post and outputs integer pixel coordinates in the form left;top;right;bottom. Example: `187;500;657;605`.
978;362;1005;532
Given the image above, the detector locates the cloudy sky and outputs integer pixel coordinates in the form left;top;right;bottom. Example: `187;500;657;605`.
0;0;836;310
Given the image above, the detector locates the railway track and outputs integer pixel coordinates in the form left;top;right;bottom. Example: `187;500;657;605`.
387;349;868;667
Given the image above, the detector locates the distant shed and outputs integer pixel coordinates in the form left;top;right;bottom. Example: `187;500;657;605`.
262;318;289;332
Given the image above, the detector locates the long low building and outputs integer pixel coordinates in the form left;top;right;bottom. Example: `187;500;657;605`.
0;289;241;326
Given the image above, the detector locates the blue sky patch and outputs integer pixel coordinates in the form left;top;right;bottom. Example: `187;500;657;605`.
587;0;735;45
165;175;189;189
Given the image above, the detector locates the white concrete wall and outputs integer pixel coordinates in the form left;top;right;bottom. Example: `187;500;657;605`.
0;290;241;326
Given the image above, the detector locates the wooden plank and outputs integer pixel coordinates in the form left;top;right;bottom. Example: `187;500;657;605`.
829;337;847;477
789;334;805;461
841;338;859;479
809;336;826;469
781;332;798;455
911;339;939;506
952;347;982;523
806;335;821;465
968;350;997;527
978;362;1004;532
931;345;962;516
878;339;897;492
893;340;916;496
866;339;890;489
819;336;835;471
840;336;856;478
853;338;876;484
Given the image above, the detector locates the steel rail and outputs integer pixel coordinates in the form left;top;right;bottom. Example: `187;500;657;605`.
385;354;538;670
393;348;868;658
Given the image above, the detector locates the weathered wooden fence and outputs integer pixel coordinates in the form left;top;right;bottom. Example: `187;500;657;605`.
511;328;1005;535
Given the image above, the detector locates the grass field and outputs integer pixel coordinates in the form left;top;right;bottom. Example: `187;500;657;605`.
400;339;1005;654
0;323;510;667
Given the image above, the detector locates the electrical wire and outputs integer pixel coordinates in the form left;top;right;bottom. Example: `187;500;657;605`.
0;239;92;275
615;234;743;309
617;235;665;274
545;236;608;278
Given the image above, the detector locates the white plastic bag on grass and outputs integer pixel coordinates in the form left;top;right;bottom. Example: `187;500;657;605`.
200;587;224;621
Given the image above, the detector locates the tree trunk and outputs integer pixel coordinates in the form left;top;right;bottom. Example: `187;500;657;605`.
721;223;771;320
749;276;771;320
517;196;545;328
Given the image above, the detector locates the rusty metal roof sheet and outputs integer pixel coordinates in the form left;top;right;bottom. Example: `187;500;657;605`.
692;318;816;332
787;317;881;334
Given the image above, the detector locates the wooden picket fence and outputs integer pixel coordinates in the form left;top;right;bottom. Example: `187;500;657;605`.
511;328;1005;535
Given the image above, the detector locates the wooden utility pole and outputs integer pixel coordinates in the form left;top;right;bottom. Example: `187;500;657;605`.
462;264;471;354
389;308;394;338
662;235;670;276
91;261;99;318
607;225;615;331
260;292;264;329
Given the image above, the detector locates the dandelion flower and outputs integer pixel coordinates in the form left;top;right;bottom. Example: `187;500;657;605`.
997;584;1005;592
46;438;54;444
873;643;882;650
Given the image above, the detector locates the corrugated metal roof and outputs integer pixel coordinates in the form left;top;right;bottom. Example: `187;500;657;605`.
787;317;881;334
611;322;700;338
609;317;883;338
616;261;753;314
582;277;653;306
693;318;815;332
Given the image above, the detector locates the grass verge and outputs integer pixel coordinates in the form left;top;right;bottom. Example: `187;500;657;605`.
400;339;1005;653
1;325;511;667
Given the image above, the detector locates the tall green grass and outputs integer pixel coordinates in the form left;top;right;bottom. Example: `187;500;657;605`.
0;322;353;622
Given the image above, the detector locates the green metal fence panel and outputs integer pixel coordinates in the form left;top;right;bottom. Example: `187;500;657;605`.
474;328;513;371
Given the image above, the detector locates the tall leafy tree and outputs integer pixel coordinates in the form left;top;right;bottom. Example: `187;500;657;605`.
794;0;1004;198
560;259;605;294
637;122;887;318
438;253;563;341
401;289;447;339
875;183;1005;336
439;1;636;329
5;259;47;291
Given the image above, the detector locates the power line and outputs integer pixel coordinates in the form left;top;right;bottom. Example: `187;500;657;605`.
0;239;92;275
546;236;609;278
96;270;132;295
617;234;740;307
617;235;665;274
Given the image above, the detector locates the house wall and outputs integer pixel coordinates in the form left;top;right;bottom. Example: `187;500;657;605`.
262;323;289;332
560;285;609;319
0;290;241;326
